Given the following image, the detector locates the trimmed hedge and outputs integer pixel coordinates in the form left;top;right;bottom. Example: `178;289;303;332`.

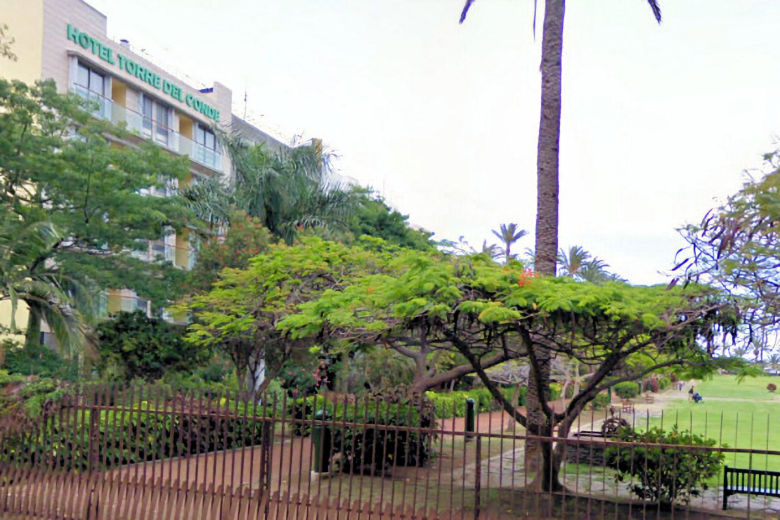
590;392;611;410
658;376;671;390
614;381;641;399
2;405;266;472
425;387;529;419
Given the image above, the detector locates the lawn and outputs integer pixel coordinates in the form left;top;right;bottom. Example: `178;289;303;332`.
641;374;780;472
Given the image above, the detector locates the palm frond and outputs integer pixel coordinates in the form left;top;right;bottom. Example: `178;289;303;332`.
646;0;662;23
459;0;476;24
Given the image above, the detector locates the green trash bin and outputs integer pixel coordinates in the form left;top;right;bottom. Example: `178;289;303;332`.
312;409;332;473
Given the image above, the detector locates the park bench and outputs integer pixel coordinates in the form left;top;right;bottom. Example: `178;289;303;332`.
621;400;634;413
722;466;780;510
644;394;655;404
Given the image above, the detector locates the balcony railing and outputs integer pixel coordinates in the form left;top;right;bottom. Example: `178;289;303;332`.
72;84;223;172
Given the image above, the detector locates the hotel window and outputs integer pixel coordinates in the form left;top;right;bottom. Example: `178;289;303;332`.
194;124;217;167
140;95;172;146
75;63;109;118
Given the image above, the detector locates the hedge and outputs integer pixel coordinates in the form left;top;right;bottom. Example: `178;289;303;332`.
614;381;641;399
292;395;435;471
2;406;267;472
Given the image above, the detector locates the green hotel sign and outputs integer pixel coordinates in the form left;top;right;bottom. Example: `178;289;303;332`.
66;24;220;122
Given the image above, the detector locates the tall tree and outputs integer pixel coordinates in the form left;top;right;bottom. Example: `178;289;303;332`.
461;0;662;486
0;78;194;347
491;222;528;264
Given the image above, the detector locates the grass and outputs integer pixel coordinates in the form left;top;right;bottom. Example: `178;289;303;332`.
641;374;780;472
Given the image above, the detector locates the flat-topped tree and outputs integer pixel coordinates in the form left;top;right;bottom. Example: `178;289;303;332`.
280;245;741;491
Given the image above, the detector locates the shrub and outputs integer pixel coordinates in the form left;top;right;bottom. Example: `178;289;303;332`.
614;381;641;399
279;360;318;397
648;378;660;393
499;385;527;407
605;426;724;505
2;392;268;472
4;343;79;381
96;311;206;382
294;394;435;472
658;376;671;390
590;392;611;410
768;383;777;393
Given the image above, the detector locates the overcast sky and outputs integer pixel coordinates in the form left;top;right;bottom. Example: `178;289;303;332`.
89;0;780;284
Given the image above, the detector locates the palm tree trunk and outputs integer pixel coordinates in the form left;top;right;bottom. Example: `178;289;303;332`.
527;0;566;492
533;0;565;277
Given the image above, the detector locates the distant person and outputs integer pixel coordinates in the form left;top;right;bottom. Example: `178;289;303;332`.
688;386;694;400
678;381;684;391
693;392;703;403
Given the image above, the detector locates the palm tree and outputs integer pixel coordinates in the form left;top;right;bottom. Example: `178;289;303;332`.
461;0;661;274
461;0;662;491
557;245;591;278
0;217;89;356
491;223;528;264
222;134;358;244
479;240;502;261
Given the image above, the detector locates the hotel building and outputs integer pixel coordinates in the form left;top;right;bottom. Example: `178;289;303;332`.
0;0;287;336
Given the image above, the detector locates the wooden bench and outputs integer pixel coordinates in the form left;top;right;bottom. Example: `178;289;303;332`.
644;394;655;404
723;466;780;509
621;400;633;413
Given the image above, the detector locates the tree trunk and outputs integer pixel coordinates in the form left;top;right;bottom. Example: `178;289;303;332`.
527;0;566;492
534;0;565;277
25;304;42;349
525;346;560;491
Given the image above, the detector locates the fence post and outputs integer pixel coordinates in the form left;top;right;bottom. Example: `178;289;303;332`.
474;433;481;520
87;387;100;474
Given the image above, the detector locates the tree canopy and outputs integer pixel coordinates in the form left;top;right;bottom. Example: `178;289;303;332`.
679;152;780;353
276;239;740;489
0;78;195;348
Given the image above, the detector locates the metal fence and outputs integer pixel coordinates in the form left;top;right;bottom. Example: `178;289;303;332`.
0;385;778;519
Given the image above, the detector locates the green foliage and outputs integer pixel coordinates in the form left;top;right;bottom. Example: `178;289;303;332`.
425;388;494;418
96;311;207;382
186;210;271;293
549;383;562;400
279;359;318;397
292;394;434;471
348;190;434;251
590;392;611;409
605;426;724;505
3;404;266;472
336;348;416;394
4;343;79;381
614;381;641;399
0;369;24;386
225;136;358;245
0;24;16;61
658;376;671;390
0;78;196;350
680;153;780;347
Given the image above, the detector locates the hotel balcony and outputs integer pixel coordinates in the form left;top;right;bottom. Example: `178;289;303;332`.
72;84;223;172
